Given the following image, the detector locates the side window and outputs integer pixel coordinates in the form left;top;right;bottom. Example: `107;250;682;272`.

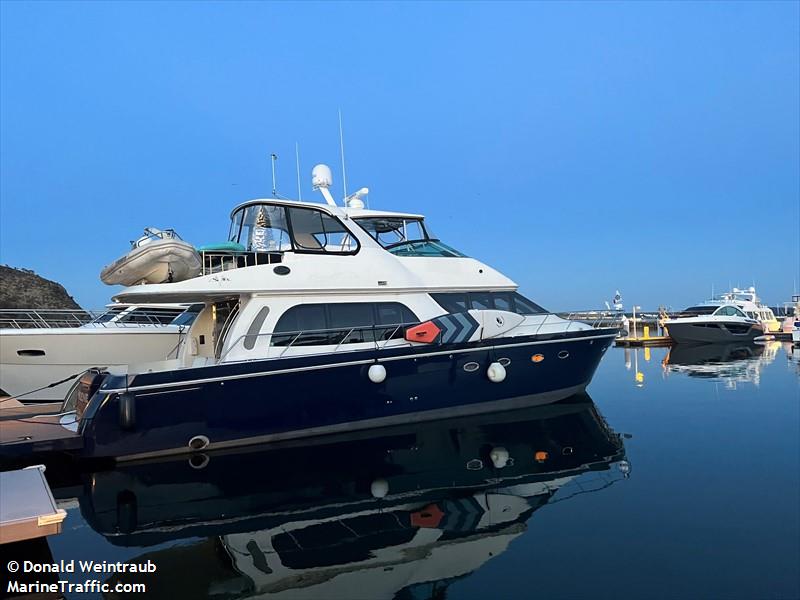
271;303;418;346
492;293;513;312
512;293;547;315
431;293;469;313
328;303;374;344
469;293;493;310
273;305;327;346
288;207;357;253
376;302;419;340
376;303;418;325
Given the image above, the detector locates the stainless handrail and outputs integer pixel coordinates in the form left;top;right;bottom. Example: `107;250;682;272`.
220;322;418;362
0;308;188;329
0;308;103;329
200;251;281;276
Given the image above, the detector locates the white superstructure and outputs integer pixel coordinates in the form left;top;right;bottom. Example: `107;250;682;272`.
0;304;196;401
110;167;592;376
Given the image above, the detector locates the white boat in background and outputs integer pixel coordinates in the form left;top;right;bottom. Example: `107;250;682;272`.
100;228;201;286
719;287;780;333
0;304;199;402
663;301;763;344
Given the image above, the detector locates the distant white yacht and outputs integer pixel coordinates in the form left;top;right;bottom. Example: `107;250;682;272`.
664;298;763;344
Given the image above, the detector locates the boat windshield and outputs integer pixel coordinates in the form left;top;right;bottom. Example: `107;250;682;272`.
228;203;358;254
354;217;466;257
677;306;718;317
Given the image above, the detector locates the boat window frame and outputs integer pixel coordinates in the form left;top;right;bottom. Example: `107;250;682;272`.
352;216;466;258
228;203;361;256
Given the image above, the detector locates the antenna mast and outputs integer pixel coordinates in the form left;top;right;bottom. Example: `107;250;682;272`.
295;143;302;201
338;109;348;199
270;153;278;198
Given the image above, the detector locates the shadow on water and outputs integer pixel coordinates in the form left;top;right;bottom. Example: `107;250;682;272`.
31;394;627;599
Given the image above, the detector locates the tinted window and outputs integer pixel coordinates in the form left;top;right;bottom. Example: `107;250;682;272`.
493;293;513;312
430;293;469;313
470;293;493;310
512;293;547;314
273;305;328;346
678;306;718;317
328;303;374;344
170;304;203;327
272;303;418;346
431;292;547;315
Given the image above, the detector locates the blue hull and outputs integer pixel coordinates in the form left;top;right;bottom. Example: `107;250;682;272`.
80;329;616;460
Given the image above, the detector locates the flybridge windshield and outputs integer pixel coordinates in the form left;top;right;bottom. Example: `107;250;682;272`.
354;217;466;258
228;203;358;254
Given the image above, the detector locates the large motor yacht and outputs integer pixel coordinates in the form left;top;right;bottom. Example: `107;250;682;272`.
664;300;763;344
0;304;198;402
9;165;619;461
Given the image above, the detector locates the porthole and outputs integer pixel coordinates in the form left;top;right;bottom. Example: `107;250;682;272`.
498;357;511;367
558;350;569;359
463;362;480;372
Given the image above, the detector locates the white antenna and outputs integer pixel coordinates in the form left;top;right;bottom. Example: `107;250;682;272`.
295;143;302;201
270;153;278;198
338;109;348;199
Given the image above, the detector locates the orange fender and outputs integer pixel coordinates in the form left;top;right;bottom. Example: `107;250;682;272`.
405;321;441;343
410;503;445;528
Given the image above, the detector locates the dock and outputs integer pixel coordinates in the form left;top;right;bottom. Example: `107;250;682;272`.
615;336;673;347
0;465;67;545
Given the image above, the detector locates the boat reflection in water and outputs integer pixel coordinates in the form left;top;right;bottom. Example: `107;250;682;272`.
65;395;627;599
662;342;781;387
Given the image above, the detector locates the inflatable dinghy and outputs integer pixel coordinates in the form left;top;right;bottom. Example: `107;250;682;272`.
101;228;202;286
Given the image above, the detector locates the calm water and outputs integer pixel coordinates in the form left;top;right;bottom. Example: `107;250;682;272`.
11;343;800;599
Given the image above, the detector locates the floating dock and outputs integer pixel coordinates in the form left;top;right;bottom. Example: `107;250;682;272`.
615;336;673;347
0;465;67;545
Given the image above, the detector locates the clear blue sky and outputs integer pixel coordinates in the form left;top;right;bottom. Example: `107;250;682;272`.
1;1;798;311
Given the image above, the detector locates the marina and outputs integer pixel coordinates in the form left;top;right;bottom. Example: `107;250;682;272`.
1;2;798;597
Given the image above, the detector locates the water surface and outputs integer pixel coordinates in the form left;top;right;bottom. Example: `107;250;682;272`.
16;343;800;599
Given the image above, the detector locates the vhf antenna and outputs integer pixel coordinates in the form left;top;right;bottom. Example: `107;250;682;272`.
338;109;348;199
271;153;278;198
295;142;302;201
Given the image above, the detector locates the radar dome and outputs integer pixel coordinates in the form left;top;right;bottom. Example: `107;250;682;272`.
311;164;333;189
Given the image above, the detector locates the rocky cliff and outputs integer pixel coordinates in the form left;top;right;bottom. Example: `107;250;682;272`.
0;265;82;310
